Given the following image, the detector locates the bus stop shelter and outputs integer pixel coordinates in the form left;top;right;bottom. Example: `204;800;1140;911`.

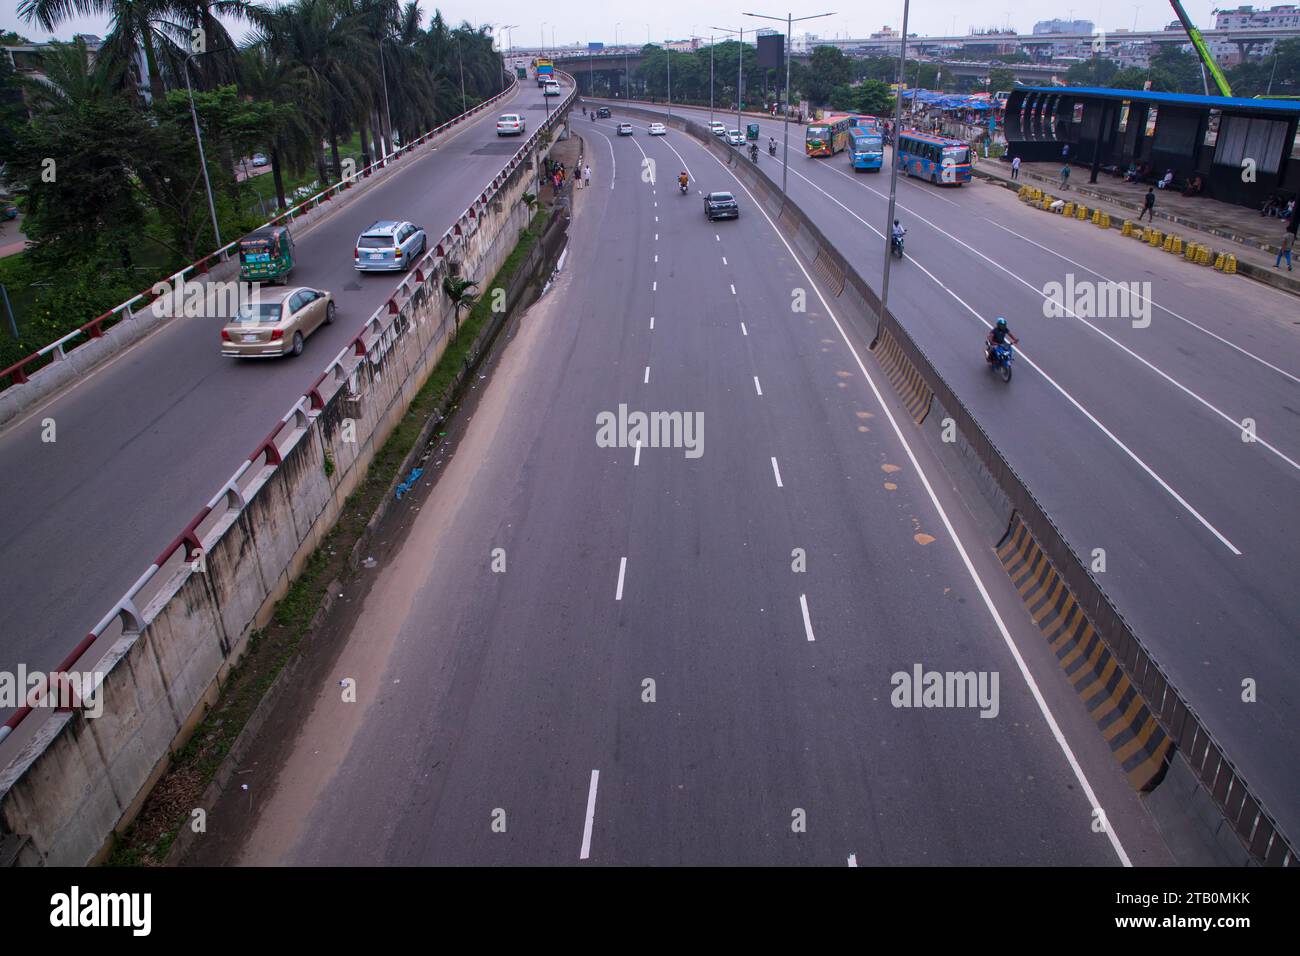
1003;86;1300;208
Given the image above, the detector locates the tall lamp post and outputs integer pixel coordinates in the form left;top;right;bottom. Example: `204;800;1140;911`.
711;26;747;134
874;0;909;344
744;10;835;196
690;34;716;123
183;51;223;251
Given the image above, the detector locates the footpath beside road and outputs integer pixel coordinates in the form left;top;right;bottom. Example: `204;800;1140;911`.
975;157;1300;296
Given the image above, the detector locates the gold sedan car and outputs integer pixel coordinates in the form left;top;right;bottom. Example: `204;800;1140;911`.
220;286;335;358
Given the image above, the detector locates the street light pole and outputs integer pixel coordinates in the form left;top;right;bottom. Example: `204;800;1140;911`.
743;11;836;196
183;53;222;251
377;38;393;158
875;0;909;344
667;47;672;118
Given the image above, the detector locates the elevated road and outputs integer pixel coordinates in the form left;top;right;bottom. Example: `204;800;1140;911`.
0;78;567;713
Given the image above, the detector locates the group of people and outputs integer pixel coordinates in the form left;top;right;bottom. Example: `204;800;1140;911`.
1261;194;1296;220
547;159;592;194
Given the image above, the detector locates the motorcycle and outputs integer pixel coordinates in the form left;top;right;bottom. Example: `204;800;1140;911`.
987;343;1014;383
679;180;689;195
749;145;759;164
890;234;904;259
768;142;777;156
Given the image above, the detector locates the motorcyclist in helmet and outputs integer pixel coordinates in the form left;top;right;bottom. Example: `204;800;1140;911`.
749;141;759;161
678;170;689;189
986;317;1019;363
768;136;777;155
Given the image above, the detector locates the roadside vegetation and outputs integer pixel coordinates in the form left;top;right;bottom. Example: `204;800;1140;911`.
0;1;507;374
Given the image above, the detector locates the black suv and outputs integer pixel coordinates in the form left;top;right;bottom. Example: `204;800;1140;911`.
704;191;739;221
596;107;611;118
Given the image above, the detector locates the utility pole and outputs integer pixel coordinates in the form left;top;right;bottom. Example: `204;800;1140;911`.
744;11;836;196
183;52;223;252
875;0;909;344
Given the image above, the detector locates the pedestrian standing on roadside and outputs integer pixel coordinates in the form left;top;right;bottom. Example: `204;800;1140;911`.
1010;155;1021;179
1060;163;1071;189
1062;143;1069;160
1277;230;1294;271
1138;186;1156;221
583;164;592;188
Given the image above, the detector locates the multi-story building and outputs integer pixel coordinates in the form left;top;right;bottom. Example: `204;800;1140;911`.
1032;18;1095;35
1213;5;1300;30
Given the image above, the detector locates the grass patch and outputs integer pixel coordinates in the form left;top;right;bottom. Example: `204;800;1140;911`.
103;199;554;867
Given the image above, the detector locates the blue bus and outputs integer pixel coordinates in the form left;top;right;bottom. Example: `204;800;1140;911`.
849;130;884;172
896;130;972;186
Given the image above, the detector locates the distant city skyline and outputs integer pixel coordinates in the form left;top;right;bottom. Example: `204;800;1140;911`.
0;1;1249;48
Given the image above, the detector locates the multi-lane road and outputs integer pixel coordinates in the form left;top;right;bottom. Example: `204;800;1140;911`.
598;101;1300;844
186;118;1179;865
0;78;561;719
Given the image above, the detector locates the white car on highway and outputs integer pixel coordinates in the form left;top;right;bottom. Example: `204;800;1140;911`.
496;113;526;136
709;121;726;137
543;80;561;96
648;122;667;136
726;130;745;146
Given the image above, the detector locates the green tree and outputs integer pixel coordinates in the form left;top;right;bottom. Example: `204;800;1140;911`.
1065;57;1119;86
1150;46;1201;94
804;45;851;105
19;0;177;101
442;274;477;340
987;67;1016;93
3;38;148;273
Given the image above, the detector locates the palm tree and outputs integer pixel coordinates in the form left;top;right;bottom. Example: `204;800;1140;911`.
256;0;371;184
442;274;477;341
18;0;177;101
240;42;321;209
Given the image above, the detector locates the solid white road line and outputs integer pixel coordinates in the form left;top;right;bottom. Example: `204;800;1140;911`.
984;219;1300;386
800;593;815;642
580;769;600;860
686;132;1134;867
754;376;763;396
615;557;627;601
768;153;1242;553
771;457;783;488
816;156;1298;473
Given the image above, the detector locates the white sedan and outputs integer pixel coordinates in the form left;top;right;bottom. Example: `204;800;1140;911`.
709;121;726;137
726;130;745;146
648;122;667;136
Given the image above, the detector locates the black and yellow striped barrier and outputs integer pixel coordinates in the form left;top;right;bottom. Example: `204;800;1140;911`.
997;515;1174;791
871;327;933;425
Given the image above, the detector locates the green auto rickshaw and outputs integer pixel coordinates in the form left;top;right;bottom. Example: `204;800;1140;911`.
238;225;295;284
746;122;760;142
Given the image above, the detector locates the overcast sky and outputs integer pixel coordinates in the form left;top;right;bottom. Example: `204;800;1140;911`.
1;0;1227;47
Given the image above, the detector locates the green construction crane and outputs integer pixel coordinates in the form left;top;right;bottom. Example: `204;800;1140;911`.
1168;0;1233;96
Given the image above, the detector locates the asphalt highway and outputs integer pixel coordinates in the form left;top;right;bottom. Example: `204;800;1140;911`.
0;78;564;710
193;122;1176;866
603;100;1300;843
